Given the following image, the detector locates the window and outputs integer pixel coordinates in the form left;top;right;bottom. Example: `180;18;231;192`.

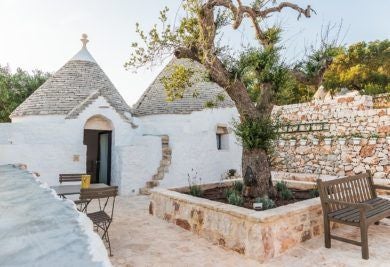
216;125;229;150
216;134;222;150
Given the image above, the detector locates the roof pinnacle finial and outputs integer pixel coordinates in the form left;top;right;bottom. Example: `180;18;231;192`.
81;33;89;48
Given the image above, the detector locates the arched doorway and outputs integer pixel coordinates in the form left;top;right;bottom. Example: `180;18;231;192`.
83;115;113;185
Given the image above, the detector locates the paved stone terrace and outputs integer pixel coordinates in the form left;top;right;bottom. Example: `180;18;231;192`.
109;196;390;267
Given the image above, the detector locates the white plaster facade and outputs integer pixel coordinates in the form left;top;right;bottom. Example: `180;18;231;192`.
0;98;241;195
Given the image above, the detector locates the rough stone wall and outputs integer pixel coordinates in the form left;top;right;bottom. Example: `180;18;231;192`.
272;95;390;179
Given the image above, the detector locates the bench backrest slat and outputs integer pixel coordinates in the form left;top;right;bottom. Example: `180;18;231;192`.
59;174;85;183
317;172;375;213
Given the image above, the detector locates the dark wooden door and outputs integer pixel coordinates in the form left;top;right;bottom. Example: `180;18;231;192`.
84;130;112;184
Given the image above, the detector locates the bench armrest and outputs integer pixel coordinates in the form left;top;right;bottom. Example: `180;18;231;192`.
324;199;374;211
374;184;390;191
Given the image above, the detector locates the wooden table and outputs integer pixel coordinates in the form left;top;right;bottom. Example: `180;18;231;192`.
51;183;109;197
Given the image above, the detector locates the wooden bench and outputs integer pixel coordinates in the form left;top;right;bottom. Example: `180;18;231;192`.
59;173;86;184
317;172;390;259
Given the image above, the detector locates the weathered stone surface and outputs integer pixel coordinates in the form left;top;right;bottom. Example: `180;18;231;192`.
151;186;332;263
175;218;191;230
272;95;390;179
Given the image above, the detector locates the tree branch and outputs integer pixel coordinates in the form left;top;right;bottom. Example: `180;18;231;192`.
207;0;313;46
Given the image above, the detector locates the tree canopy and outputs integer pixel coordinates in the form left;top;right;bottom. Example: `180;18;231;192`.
0;65;50;122
323;39;390;95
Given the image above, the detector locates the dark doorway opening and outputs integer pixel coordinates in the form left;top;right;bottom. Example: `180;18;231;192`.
83;130;112;185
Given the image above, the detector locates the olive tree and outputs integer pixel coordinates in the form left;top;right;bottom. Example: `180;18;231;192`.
126;0;316;198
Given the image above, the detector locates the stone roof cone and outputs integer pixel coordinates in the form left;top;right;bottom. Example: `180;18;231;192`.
11;34;132;121
132;57;235;117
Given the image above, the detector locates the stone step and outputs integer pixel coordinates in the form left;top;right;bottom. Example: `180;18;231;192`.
161;135;169;144
162;147;172;155
158;166;169;173
139;187;151;195
146;180;159;188
162;154;171;160
153;172;164;180
160;159;171;166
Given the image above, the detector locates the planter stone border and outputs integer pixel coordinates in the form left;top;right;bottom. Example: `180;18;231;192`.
150;179;336;263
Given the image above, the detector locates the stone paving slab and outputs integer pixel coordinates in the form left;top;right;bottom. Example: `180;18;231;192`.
108;196;390;267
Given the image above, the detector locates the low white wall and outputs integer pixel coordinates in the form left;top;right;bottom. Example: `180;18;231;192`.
116;136;162;195
138;107;242;189
0;144;86;185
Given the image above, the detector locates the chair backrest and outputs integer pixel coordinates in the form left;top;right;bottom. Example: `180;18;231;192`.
80;186;118;200
80;186;118;218
59;174;85;184
317;172;376;213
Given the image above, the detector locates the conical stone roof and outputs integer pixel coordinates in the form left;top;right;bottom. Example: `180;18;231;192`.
132;57;235;117
10;34;132;122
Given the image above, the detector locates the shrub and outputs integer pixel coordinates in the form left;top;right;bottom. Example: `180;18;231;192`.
189;185;203;197
281;188;293;200
275;181;288;192
255;197;276;210
228;169;237;177
276;181;293;200
224;187;235;198
187;168;203;197
309;188;320;198
232;181;243;193
227;191;243;206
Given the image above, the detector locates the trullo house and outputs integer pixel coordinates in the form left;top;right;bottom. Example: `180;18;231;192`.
0;34;241;195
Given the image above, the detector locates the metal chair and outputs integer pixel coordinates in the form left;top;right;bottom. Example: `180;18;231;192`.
58;173;89;211
80;186;118;256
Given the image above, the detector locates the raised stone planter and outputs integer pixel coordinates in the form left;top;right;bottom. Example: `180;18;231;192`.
149;180;336;263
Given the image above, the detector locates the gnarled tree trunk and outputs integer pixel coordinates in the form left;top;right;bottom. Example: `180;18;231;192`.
242;147;272;198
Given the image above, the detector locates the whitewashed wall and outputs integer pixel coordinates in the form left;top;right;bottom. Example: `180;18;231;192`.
115;136;162;195
138;107;242;189
0;98;242;194
0;96;137;186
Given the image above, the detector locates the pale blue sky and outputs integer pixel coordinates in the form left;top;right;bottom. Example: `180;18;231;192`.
0;0;389;106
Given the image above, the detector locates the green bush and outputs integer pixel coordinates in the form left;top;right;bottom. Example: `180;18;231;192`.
255;197;276;210
276;181;293;200
232;181;243;193
189;185;203;197
275;181;288;192
280;189;293;200
224;187;235;198
309;188;320;198
227;191;243;207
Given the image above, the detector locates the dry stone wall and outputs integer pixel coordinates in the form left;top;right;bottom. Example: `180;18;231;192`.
272;95;390;179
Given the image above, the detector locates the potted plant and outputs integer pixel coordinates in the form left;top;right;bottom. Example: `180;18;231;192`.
289;138;297;146
338;135;347;145
299;136;308;146
324;136;332;145
311;136;319;145
368;133;379;145
351;133;363;145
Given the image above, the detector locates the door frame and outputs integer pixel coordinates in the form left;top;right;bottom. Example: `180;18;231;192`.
96;131;112;185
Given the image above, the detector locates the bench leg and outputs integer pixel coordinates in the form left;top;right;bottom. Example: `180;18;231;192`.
360;224;369;260
324;217;331;248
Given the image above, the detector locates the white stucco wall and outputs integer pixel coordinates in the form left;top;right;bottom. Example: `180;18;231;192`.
0;99;242;194
115;136;162;195
137;107;242;189
0;96;137;186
